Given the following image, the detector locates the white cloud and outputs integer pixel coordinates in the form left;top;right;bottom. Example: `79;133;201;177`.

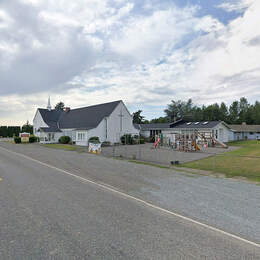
216;0;255;13
0;0;260;124
109;7;198;63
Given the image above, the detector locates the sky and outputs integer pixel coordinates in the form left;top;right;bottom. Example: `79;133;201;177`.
0;0;260;125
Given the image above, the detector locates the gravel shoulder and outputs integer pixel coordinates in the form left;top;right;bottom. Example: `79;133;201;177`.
0;142;259;245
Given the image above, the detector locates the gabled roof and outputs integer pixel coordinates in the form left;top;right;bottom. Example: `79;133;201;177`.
38;109;64;129
38;100;122;131
228;124;260;132
139;120;226;131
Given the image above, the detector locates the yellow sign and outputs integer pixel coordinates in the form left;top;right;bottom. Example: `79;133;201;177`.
88;143;102;154
21;133;30;143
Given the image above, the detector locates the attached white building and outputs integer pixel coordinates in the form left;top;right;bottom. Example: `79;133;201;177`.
228;123;260;141
33;100;139;145
139;120;230;143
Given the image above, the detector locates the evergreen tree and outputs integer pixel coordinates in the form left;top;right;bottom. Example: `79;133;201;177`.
55;102;65;111
133;110;145;124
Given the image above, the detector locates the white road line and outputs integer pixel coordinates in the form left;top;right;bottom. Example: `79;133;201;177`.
1;145;260;249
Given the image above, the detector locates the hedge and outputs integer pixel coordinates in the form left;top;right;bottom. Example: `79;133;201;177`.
89;136;100;144
14;137;21;144
0;126;21;137
59;136;71;144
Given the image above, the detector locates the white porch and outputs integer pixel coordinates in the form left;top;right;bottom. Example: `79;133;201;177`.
38;131;62;144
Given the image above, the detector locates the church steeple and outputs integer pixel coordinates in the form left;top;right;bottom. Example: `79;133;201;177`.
47;96;52;111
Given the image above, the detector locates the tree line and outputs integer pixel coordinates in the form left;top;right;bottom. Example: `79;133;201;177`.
0;121;33;137
0;101;65;138
133;97;260;125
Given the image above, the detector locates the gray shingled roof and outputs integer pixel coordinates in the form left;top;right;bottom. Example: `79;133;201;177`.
139;121;224;131
38;109;63;130
171;121;222;129
38;100;121;132
228;124;260;132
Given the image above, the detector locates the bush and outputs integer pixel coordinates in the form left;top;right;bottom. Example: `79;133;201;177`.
101;141;111;147
140;138;145;144
14;137;21;144
29;136;37;143
59;136;71;144
89;136;100;144
121;134;134;145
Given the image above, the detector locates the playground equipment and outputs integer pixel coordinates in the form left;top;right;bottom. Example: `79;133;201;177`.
154;137;161;148
153;129;227;152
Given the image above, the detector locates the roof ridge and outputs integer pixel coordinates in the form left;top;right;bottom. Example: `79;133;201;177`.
70;100;122;112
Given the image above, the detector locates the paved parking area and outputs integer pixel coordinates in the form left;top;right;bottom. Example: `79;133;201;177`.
102;143;238;164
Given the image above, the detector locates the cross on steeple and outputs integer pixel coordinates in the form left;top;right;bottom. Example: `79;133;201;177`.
118;110;124;132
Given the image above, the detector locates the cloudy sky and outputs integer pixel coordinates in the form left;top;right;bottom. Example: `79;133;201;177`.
0;0;260;125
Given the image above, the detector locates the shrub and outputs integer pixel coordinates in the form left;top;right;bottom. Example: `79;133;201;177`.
14;137;21;144
101;141;111;147
29;136;37;143
121;134;134;145
89;136;100;144
59;136;71;144
140;138;145;144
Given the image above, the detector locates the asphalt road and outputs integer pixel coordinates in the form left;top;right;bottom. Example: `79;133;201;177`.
0;143;259;259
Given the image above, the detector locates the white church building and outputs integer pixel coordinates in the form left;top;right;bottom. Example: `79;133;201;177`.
33;99;139;145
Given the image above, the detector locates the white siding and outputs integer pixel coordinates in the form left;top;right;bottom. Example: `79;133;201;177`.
60;129;76;142
33;109;48;137
75;131;88;146
212;123;230;143
34;101;139;146
141;130;150;138
39;132;63;144
86;120;106;144
106;101;139;144
86;101;139;145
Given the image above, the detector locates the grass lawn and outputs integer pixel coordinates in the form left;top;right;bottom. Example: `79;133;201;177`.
179;140;260;182
41;143;82;152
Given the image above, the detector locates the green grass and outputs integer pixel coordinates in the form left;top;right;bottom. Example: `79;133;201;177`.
41;143;79;151
179;140;260;182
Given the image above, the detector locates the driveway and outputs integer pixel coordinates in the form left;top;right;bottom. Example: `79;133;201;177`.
0;142;259;259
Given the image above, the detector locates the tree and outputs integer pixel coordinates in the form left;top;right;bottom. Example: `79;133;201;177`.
150;117;170;123
164;99;194;121
55;102;65;111
251;101;260;124
133;110;145;124
219;102;229;122
22;120;33;134
229;101;239;123
238;97;250;123
201;103;220;121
